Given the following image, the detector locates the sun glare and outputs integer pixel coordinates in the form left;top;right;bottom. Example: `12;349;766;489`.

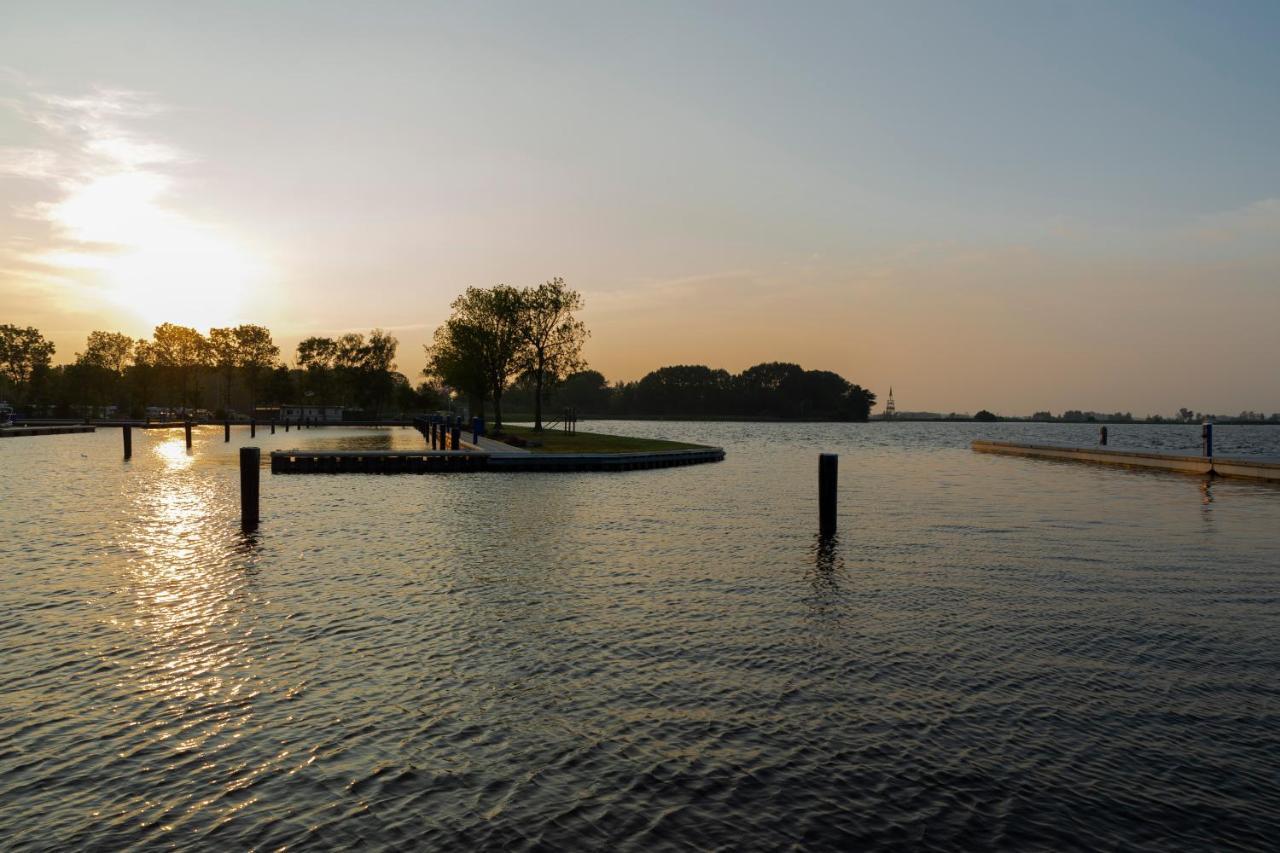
44;170;263;329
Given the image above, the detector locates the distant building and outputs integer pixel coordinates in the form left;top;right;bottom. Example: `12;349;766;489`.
884;386;896;419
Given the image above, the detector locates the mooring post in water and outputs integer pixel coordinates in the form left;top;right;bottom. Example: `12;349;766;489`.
224;420;230;442
240;446;260;529
270;421;275;435
250;419;256;438
123;425;132;460
1100;426;1108;446
472;416;481;443
450;423;460;450
185;420;193;449
1202;421;1214;457
819;453;838;537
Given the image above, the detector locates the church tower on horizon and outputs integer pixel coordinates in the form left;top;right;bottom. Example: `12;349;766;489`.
885;387;896;419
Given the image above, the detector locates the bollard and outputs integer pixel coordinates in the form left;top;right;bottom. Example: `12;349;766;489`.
1202;422;1214;457
819;453;838;537
472;416;481;443
123;425;132;460
239;446;260;529
1099;426;1108;446
251;419;256;438
224;421;230;442
185;420;193;449
451;424;461;450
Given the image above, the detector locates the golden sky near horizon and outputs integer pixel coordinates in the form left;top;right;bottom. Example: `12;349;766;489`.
2;3;1279;416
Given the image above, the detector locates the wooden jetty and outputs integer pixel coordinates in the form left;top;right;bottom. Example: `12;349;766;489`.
973;440;1280;483
269;447;725;474
0;424;96;438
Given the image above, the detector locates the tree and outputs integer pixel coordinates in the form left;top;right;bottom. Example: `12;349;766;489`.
78;331;133;375
974;409;998;421
432;285;525;430
518;278;588;430
150;323;210;411
425;321;490;417
361;329;398;413
0;325;56;405
208;327;240;413
296;336;337;404
556;370;611;414
233;325;279;412
129;339;158;415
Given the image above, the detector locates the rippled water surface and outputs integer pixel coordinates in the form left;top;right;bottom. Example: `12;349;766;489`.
2;421;1278;850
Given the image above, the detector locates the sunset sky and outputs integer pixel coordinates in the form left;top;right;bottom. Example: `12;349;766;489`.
2;2;1278;415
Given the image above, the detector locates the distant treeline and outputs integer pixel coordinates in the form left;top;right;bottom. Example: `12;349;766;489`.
0;323;440;418
917;408;1280;424
502;363;877;421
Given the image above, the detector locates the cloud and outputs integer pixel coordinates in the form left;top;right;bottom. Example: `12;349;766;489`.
0;82;263;330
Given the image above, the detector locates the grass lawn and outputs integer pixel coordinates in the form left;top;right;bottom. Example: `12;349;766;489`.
488;424;710;453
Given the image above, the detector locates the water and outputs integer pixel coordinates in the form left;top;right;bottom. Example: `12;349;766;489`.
1;422;1277;850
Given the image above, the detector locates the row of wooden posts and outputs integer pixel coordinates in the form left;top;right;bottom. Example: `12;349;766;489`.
121;417;328;459
118;423;840;536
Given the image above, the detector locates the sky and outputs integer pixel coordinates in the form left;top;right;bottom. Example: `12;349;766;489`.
2;1;1278;416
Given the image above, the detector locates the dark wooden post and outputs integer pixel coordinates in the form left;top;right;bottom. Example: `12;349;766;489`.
224;420;230;442
1202;422;1213;457
123;425;132;460
270;421;275;434
185;420;193;449
240;446;260;529
1099;426;1108;446
819;453;838;537
451;424;461;450
251;419;256;438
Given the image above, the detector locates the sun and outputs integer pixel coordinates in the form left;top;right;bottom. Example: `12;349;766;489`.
42;171;264;329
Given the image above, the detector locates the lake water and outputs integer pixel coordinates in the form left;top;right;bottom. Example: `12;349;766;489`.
1;421;1277;850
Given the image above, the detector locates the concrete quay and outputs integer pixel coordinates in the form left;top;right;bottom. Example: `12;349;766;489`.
0;424;96;438
269;447;725;474
972;440;1280;483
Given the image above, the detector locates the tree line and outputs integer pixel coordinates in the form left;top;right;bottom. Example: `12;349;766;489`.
0;322;438;418
509;363;877;421
5;277;879;424
422;280;877;427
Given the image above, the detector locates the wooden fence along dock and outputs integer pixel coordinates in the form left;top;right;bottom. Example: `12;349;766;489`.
973;440;1280;483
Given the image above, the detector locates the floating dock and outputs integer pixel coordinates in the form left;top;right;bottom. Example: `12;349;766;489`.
0;425;96;438
269;447;725;473
972;440;1280;483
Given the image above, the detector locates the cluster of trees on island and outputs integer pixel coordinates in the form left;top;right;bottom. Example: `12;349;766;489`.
424;280;877;428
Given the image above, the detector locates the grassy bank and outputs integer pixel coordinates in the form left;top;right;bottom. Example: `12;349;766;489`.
488;424;710;453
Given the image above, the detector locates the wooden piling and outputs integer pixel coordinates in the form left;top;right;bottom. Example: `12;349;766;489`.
240;446;260;528
224;421;230;442
185;420;193;449
819;453;838;537
270;422;275;435
251;419;256;438
123;425;132;460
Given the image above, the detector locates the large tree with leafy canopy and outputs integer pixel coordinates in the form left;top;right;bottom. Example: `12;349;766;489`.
517;278;588;431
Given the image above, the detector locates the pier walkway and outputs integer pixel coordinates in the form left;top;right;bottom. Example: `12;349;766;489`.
973;440;1280;483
